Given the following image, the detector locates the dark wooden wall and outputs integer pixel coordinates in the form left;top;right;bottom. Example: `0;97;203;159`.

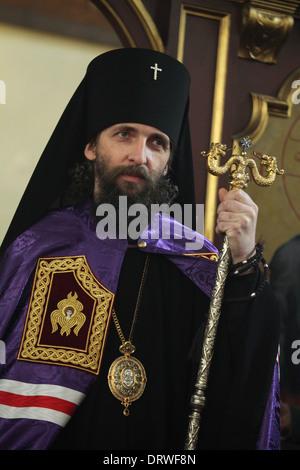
93;0;300;246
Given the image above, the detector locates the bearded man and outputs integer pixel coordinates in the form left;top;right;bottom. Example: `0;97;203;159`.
0;48;279;450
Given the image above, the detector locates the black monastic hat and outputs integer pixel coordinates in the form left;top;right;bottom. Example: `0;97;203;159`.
0;48;195;255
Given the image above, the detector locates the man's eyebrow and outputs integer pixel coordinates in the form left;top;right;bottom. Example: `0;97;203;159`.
112;124;136;133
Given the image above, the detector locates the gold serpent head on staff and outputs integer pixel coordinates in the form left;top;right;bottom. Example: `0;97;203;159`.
201;137;284;190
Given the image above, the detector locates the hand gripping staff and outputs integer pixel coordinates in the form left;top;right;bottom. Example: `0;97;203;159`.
184;137;284;450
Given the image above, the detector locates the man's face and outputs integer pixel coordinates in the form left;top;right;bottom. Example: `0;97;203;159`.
84;123;171;206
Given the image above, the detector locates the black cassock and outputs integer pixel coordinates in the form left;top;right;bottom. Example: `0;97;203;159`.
52;247;279;450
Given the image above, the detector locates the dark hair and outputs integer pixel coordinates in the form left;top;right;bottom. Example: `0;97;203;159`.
62;159;94;206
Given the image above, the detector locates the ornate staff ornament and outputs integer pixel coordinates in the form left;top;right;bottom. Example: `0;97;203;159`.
185;137;284;450
202;137;284;190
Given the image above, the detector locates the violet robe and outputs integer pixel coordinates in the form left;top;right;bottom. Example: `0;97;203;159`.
0;201;279;449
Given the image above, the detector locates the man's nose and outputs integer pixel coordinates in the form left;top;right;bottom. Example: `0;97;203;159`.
128;138;148;165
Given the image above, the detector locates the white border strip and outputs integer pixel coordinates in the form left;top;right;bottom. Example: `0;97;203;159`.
0;379;85;404
0;403;71;427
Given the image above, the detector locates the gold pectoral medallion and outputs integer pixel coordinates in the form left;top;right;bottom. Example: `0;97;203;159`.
108;255;150;415
108;341;147;416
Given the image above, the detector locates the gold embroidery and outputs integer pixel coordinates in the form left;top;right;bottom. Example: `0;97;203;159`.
50;292;86;337
18;256;114;374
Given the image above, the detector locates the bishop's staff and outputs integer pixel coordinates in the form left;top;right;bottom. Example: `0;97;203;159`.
185;137;284;450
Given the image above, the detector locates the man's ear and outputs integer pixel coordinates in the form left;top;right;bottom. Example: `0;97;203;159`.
84;142;96;161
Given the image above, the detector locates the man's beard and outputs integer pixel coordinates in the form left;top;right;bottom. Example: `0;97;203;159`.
91;152;178;240
93;152;178;210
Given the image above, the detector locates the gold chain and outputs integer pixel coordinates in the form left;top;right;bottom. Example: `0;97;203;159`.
108;254;150;416
112;254;150;345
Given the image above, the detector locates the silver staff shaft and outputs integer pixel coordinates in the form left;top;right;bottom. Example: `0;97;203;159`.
184;137;284;449
185;235;231;449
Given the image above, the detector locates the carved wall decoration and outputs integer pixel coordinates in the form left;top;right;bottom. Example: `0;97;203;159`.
92;0;164;50
233;68;300;261
176;4;231;241
238;4;294;63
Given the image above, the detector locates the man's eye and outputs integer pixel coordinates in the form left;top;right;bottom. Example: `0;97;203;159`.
118;131;129;138
153;138;164;147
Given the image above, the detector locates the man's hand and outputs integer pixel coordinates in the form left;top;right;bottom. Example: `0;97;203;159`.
216;188;258;264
